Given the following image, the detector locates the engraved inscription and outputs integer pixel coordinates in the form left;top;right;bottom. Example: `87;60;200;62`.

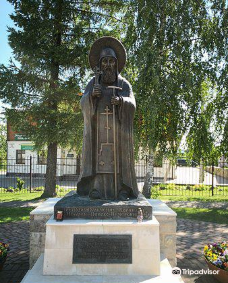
63;206;151;219
73;234;132;264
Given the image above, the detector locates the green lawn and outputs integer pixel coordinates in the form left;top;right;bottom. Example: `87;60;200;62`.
0;207;35;223
152;184;228;202
172;207;228;225
0;192;43;202
159;195;228;202
0;189;72;203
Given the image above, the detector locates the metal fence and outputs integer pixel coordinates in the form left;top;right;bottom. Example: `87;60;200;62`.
0;157;228;196
151;160;228;197
0;157;148;193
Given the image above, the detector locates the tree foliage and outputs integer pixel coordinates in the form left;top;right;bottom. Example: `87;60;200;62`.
0;0;227;194
1;0;126;149
0;0;126;196
124;0;228;163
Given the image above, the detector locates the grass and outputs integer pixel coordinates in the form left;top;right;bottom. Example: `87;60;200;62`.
0;207;35;223
0;190;73;224
172;207;228;225
152;184;228;202
0;191;43;202
0;188;73;203
159;195;228;202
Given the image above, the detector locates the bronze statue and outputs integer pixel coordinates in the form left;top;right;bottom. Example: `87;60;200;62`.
77;37;139;201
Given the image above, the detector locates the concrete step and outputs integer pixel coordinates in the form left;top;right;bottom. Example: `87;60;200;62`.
21;254;184;283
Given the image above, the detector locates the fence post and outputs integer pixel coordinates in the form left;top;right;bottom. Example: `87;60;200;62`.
211;161;214;196
30;156;32;193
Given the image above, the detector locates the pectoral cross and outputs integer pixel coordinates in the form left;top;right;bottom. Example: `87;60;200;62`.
100;105;112;143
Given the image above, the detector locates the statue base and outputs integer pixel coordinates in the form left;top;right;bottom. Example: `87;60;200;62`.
43;216;160;276
54;193;152;220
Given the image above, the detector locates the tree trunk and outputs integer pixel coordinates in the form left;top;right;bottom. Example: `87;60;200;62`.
76;154;81;175
42;142;58;197
42;0;63;198
142;150;154;198
199;160;205;184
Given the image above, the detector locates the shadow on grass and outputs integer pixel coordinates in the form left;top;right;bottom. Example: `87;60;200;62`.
173;207;228;225
0;207;35;223
0;192;46;205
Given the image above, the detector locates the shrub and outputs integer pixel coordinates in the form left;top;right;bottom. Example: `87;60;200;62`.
167;183;175;190
150;188;161;199
16;178;25;191
6;187;14;193
193;184;207;191
33;186;44;192
186;185;191;190
56;185;65;193
159;184;167;190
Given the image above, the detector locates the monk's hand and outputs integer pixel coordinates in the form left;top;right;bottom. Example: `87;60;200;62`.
111;96;121;105
92;84;101;98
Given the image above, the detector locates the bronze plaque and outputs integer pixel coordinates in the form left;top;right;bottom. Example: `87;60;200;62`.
73;234;132;264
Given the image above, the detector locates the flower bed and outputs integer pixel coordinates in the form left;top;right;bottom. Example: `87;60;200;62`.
204;242;228;270
0;242;9;270
204;242;228;283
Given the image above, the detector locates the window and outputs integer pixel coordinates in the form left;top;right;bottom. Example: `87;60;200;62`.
16;150;25;164
38;151;47;165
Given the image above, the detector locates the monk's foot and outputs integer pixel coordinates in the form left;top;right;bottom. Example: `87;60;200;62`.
89;189;101;199
118;190;130;201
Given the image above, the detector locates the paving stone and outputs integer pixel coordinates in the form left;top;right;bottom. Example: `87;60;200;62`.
177;218;228;283
0;221;29;283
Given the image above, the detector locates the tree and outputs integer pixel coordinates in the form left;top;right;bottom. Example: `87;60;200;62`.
124;0;227;162
0;0;126;197
0;123;7;163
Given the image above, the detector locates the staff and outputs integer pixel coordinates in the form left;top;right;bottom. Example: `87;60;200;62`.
107;86;122;199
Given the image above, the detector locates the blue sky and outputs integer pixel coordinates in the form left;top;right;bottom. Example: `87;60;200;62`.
0;0;14;114
0;0;14;65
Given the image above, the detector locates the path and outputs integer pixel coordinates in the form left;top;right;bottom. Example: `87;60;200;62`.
177;219;228;283
0;221;29;283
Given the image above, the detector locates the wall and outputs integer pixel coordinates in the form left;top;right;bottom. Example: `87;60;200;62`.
206;166;228;179
7;141;61;175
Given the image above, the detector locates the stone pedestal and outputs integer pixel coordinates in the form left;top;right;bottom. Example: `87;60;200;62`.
22;254;184;283
149;200;177;267
30;198;177;269
43;216;160;276
54;193;153;220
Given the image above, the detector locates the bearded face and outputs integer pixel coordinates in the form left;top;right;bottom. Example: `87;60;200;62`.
100;56;117;84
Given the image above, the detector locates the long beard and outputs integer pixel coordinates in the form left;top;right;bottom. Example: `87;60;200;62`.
101;69;116;84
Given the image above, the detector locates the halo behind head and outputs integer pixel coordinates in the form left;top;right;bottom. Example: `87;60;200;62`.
89;36;126;73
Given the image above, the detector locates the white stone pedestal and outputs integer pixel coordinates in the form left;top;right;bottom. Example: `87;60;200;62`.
43;216;160;276
22;254;184;283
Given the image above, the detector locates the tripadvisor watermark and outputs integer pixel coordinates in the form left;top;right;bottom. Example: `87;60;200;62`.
172;267;219;276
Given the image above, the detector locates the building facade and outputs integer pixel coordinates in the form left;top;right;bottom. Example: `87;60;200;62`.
7;123;80;177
